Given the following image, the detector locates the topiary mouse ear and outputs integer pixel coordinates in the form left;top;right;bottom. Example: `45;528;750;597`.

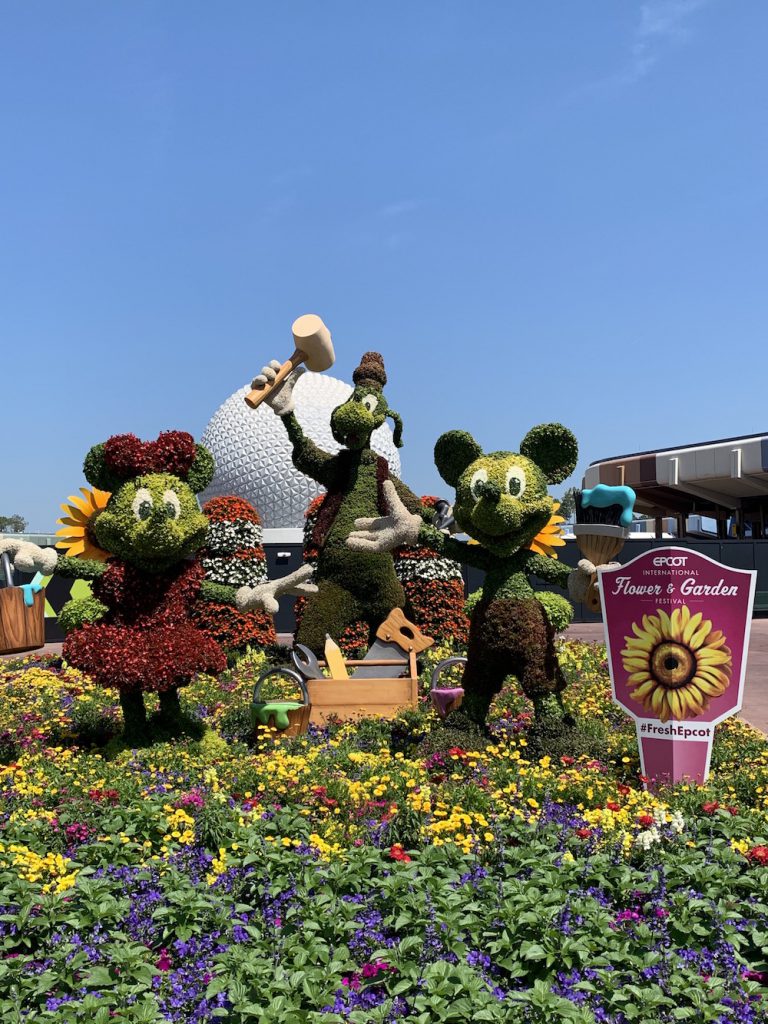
520;423;578;484
434;430;483;487
186;444;215;493
82;443;123;491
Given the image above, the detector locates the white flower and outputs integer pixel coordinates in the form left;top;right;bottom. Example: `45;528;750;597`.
395;556;463;583
634;827;661;850
206;519;263;555
202;556;268;588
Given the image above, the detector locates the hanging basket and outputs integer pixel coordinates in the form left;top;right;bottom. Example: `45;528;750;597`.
429;656;467;719
251;667;311;738
0;583;45;655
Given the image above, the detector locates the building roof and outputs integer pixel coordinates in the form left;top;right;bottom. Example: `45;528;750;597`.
584;432;768;515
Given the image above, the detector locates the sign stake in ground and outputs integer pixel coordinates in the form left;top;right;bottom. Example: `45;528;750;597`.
599;546;756;787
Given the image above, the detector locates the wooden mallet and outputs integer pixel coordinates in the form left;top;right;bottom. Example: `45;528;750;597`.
245;314;335;409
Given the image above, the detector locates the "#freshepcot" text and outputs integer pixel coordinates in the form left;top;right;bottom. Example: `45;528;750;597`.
610;577;739;597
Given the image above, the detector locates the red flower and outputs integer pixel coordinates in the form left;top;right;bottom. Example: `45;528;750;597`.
606;801;621;812
702;801;720;814
156;948;172;971
747;846;768;866
617;784;631;796
202;495;262;525
637;814;654;828
560;756;575;766
389;844;412;862
575;828;593;840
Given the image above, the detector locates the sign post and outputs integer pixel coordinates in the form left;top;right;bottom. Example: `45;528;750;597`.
599;547;756;786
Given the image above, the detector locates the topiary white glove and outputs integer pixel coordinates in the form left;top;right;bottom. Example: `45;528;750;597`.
0;538;58;576
250;362;305;417
235;563;317;616
347;480;422;553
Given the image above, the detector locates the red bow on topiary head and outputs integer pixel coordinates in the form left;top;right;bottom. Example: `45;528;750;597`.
103;431;199;480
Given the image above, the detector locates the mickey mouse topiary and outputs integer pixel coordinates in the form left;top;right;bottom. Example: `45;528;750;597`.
349;423;594;725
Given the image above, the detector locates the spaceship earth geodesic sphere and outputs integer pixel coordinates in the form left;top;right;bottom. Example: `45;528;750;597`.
200;372;402;530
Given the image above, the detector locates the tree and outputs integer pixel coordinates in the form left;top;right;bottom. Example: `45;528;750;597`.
0;515;27;533
557;488;578;522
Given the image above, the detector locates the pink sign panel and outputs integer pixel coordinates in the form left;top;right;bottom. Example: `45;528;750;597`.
598;547;756;786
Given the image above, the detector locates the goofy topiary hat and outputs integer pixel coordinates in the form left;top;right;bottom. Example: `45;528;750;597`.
330;351;404;449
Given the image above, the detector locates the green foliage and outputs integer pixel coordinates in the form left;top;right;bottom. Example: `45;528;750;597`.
55;555;107;580
187;444;215;493
520;422;579;484
58;596;108;634
199;579;238;605
0;513;27;533
93;473;209;572
557;486;578;521
433;430;483;487
525;712;612;762
82;442;121;491
534;591;573;633
464;588;482;617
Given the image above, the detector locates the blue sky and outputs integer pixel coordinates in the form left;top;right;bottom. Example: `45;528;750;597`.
3;1;767;529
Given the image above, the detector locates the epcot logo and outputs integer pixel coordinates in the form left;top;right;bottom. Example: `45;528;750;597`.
652;555;688;567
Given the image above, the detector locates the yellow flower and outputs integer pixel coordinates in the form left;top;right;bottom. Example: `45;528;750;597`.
55;486;111;561
621;607;732;722
528;502;566;559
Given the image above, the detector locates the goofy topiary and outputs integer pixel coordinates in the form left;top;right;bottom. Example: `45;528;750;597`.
240;352;425;654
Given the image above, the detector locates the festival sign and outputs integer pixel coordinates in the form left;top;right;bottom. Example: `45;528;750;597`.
599;547;756;786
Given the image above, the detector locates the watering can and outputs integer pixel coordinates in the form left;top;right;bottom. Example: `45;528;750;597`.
251;667;311;737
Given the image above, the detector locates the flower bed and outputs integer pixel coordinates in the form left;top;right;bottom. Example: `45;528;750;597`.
1;641;768;1021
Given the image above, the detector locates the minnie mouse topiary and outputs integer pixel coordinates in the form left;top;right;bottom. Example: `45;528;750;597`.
17;431;314;742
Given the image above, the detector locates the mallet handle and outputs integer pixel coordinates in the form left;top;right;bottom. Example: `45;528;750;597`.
245;349;305;410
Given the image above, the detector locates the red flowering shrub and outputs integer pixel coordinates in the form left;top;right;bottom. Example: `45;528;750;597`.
394;498;469;646
192;496;276;654
103;431;198;479
204;495;262;525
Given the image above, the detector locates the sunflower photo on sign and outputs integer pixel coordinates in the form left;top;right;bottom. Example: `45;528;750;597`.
621;607;732;722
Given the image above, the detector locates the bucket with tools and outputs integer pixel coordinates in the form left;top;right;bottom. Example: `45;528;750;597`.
251;667;312;739
0;552;45;656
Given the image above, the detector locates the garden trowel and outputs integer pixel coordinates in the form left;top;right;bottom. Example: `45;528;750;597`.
349;609;433;679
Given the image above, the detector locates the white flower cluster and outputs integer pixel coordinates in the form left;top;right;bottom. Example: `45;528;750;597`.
202;555;269;588
634;807;685;851
206;519;263;556
395;555;463;584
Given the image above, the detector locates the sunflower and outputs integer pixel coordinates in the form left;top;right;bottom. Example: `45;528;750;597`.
527;502;566;559
621;606;732;722
56;487;111;561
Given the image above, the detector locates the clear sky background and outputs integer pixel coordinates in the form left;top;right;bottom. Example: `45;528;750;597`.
3;1;767;530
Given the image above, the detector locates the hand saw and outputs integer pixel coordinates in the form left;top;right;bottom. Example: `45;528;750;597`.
349;608;433;679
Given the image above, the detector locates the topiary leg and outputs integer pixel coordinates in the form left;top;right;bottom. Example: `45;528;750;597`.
119;688;148;743
158;687;182;722
295;580;366;656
